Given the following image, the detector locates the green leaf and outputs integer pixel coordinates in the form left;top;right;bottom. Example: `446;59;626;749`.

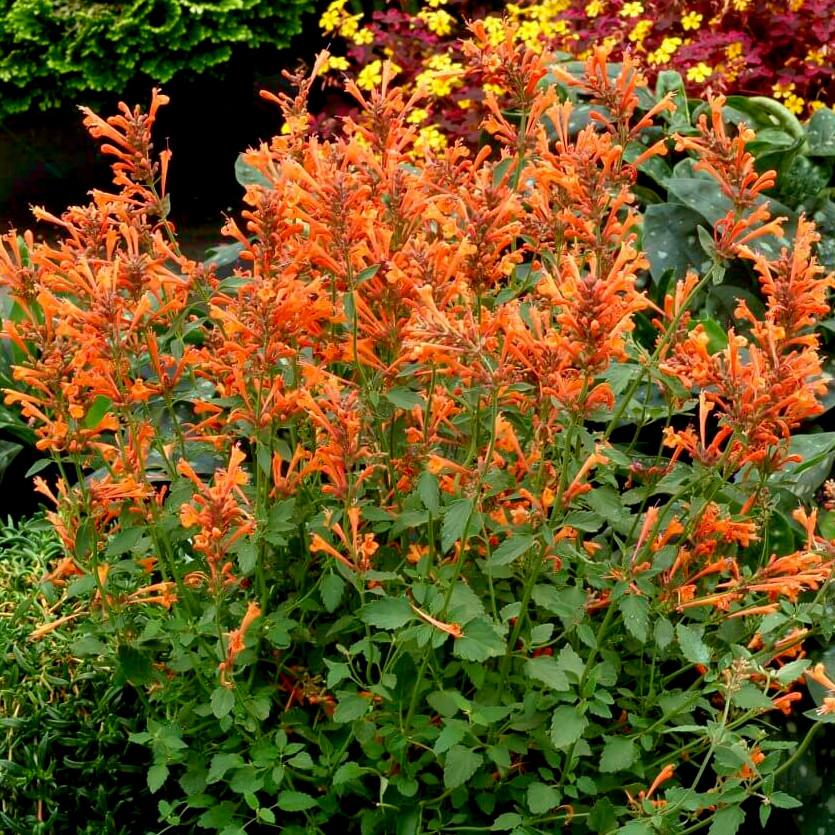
654;617;675;650
487;533;535;568
676;623;712;666
642;203;709;281
443;745;483;789
442;498;473;552
447;581;486;625
333;762;367;786
491;813;524;831
148;763;168;793
527;781;561;814
768;791;802;809
433;718;468;754
230;766;263;795
211;686;235;719
418;470;440;515
556;644;585;681
359;597;413;630
619;595;649;643
453;617;505;662
385;387;424;409
235;153;272;189
277;790;318;812
708;806;745;835
526;656;570;691
207;753;244;784
117;644;153;685
550;706;587;749
731;683;773;710
83;395;112;428
320;573;345;614
599;737;636;772
806;107;835;156
333;694;371;724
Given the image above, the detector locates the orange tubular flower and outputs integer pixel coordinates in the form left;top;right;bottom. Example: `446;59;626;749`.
218;601;262;687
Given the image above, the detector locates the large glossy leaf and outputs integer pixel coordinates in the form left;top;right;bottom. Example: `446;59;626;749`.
642;204;710;280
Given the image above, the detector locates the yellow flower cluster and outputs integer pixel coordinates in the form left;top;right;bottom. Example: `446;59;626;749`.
686;62;713;83
418;8;455;35
415;53;464;97
413;125;448;155
628;19;652;43
647;36;682;66
321;55;350;75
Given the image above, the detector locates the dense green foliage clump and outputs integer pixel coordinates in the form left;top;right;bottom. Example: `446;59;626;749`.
0;516;149;834
0;0;313;118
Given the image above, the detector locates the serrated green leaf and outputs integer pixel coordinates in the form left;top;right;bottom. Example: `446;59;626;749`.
443;745;483;789
333;694;371;723
768;791;802;809
442;498;473;552
708;806;745;835
418;470;440;515
433;718;468;755
619;595;649;643
277;790;318;811
320;573;345;613
386;387;423;410
527;781;561;814
487;533;535;568
599;737;636;772
453;617;505;662
333;762;367;785
654;617;675;650
359;597;413;629
676;623;712;665
211;686;235;719
148;763;168;793
526;656;570;691
550;705;587;749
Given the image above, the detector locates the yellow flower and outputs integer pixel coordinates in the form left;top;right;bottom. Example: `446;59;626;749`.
686;62;713;83
725;41;744;60
681;10;703;30
415;56;464;97
772;81;796;99
806;48;827;66
732;0;749;8
319;0;346;33
353;28;374;46
418;8;455;36
322;55;350;74
457;98;472;109
338;13;362;38
426;0;449;6
414;125;448;156
483;82;506;96
628;19;652;42
809;101;826;113
357;60;383;91
784;94;805;115
620;2;644;17
585;0;603;18
647;36;682;65
482;16;506;46
518;19;544;48
406;108;430;124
